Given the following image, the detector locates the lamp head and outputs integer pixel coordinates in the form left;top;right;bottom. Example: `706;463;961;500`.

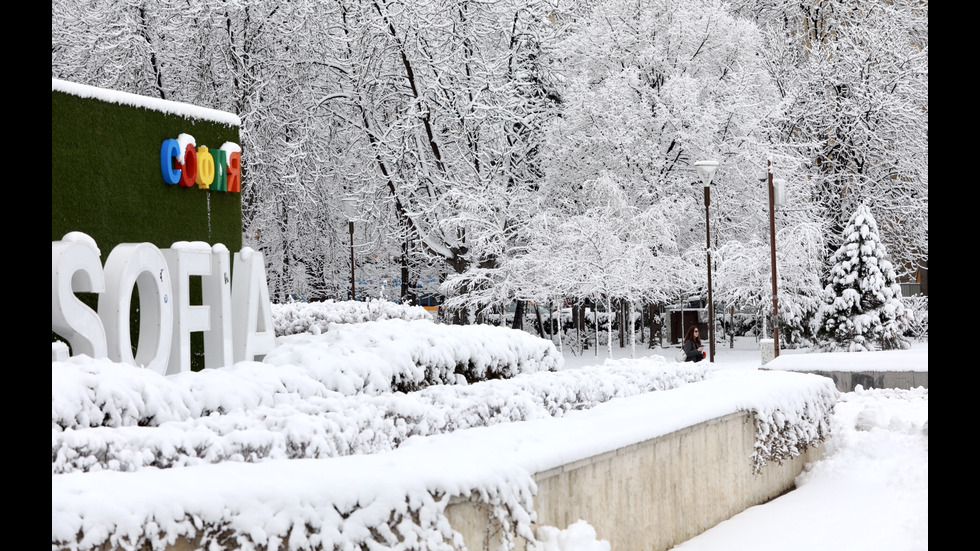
772;178;787;207
340;196;357;220
694;160;720;187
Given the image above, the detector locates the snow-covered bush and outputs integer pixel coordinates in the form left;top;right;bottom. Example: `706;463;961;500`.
776;293;822;349
747;380;836;473
52;351;837;551
52;347;837;551
722;312;760;337
52;354;708;473
263;319;563;394
53;300;840;551
52;349;836;478
902;295;928;340
271;298;432;336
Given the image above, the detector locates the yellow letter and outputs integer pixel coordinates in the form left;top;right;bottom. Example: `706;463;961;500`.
196;146;215;189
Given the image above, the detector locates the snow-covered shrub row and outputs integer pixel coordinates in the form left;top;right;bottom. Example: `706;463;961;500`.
52;318;562;433
52;356;708;474
262;319;563;394
742;374;839;473
53;464;538;551
271;298;432;336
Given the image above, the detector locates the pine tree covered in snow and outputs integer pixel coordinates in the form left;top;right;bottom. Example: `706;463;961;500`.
814;204;911;351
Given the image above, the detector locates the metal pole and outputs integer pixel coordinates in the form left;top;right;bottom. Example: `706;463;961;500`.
348;219;356;301
704;185;715;362
767;161;780;357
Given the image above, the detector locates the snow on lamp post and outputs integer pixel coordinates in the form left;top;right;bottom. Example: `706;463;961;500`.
760;161;787;358
341;196;357;301
694;159;720;363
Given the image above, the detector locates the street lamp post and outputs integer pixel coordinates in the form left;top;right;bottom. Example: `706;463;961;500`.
347;219;355;301
341;197;357;301
694;160;720;363
761;161;784;358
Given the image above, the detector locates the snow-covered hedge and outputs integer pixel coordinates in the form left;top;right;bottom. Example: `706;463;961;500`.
271;298;432;336
737;373;837;473
52;306;838;551
902;294;928;340
51;354;708;474
51;350;835;478
263;319;563;394
51;353;837;551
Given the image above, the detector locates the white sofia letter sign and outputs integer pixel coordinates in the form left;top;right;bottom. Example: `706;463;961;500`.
51;232;276;375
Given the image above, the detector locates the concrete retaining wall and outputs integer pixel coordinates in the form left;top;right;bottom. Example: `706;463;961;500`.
784;370;928;392
446;410;823;550
113;410;821;551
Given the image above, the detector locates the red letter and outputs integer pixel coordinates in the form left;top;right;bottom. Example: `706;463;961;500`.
226;151;241;193
177;144;198;188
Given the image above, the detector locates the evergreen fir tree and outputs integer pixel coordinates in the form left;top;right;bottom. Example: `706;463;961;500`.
814;204;911;351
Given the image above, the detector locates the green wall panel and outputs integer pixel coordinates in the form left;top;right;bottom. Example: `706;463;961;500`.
52;88;244;371
52;91;242;252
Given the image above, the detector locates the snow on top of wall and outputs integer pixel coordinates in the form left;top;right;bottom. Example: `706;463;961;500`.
52;78;241;127
765;346;928;373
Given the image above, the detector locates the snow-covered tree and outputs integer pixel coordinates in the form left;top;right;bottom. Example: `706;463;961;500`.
730;0;929;282
441;172;695;351
52;0;565;305
814;204;911;351
535;0;817;325
771;220;826;347
322;0;563;292
51;0;926;332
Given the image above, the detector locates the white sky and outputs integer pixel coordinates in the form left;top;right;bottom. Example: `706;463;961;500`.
51;311;927;551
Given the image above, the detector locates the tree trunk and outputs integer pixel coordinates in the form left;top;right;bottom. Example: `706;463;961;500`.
639;302;645;344
618;298;625;348
606;296;612;358
629;301;636;358
399;237;413;304
573;301;585;353
534;304;546;338
552;300;562;354
648;303;657;348
511;300;524;330
729;306;735;348
594;303;599;357
547;300;555;338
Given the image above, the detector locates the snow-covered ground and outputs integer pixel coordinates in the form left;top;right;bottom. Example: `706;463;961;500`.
565;337;928;551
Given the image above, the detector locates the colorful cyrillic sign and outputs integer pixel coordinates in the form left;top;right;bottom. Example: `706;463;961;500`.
160;135;241;192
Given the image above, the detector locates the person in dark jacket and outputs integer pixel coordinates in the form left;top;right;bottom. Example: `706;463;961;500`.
682;326;704;362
